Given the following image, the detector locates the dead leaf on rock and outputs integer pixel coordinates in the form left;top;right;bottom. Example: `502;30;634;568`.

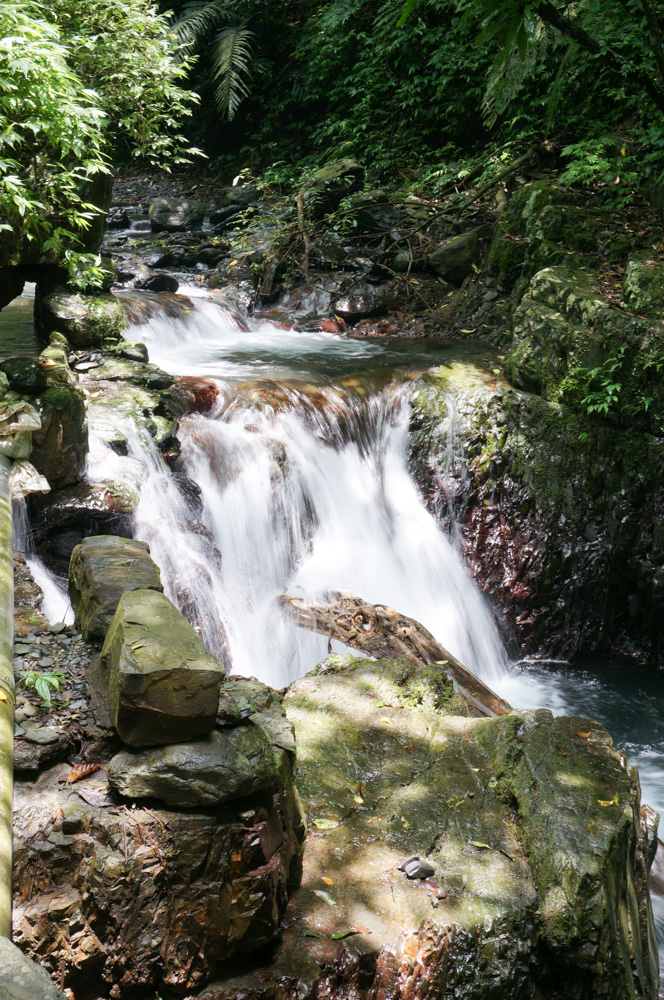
67;761;101;784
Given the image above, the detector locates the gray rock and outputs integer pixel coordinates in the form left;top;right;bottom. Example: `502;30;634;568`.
107;723;277;806
428;225;490;285
23;726;60;745
149;197;205;233
69;535;163;642
0;937;67;1000
103;589;226;747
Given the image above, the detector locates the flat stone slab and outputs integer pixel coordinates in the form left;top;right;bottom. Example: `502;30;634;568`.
199;654;659;1000
107;722;277;807
103;589;226;746
69;535;163;642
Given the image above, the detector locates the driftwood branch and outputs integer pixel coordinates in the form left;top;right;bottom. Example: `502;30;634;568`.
281;591;511;718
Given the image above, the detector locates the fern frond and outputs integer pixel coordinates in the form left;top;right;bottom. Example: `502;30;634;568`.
211;24;255;119
175;0;233;49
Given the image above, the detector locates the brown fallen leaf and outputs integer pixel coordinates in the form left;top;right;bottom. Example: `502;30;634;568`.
322;877;335;886
368;814;387;824
577;732;591;739
555;744;567;757
598;800;614;807
67;761;101;784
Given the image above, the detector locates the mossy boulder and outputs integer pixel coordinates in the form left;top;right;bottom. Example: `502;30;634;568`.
504;266;664;435
69;535;163;642
623;250;664;317
300;158;365;218
428;225;491;285
200;654;659;999
103;589;225;747
36;288;126;347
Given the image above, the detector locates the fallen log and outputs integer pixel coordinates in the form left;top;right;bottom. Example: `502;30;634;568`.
281;590;511;718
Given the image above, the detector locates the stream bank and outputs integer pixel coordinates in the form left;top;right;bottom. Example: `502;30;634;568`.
0;158;663;997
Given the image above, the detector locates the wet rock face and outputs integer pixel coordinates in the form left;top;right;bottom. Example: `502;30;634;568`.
12;744;305;996
200;655;658;1000
29;481;139;575
103;589;226;746
68;535;163;642
31;382;88;489
411;356;664;662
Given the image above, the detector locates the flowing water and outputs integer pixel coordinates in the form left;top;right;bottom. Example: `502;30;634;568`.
27;285;664;976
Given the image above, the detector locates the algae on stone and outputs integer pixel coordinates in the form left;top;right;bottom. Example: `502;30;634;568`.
69;535;163;642
103;589;225;746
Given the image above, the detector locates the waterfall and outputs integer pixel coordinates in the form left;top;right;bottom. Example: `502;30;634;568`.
85;293;508;690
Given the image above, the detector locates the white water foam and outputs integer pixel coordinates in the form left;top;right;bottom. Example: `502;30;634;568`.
85;295;509;690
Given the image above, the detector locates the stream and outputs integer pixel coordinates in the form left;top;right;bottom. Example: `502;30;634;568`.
6;282;664;976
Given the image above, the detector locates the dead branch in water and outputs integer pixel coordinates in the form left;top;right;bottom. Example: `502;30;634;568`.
281;590;511;718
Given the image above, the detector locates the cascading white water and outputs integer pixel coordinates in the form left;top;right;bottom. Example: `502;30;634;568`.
12;501;74;625
86;292;508;690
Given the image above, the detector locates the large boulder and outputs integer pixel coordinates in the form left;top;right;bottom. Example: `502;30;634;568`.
69;535;163;642
198;654;659;1000
107;723;276;807
35;288;126;347
103;589;225;746
149;196;205;233
0;938;67;1000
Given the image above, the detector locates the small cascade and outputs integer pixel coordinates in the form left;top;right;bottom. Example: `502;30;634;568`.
12;501;74;625
83;293;510;689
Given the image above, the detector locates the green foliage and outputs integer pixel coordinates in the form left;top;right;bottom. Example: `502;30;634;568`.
0;2;108;280
175;1;257;119
581;345;628;418
19;669;64;708
50;0;200;165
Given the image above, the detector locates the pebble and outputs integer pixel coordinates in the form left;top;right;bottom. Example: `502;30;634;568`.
51;623;66;634
38;658;55;667
22;703;39;718
14;710;25;724
14;644;33;655
14;724;24;737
